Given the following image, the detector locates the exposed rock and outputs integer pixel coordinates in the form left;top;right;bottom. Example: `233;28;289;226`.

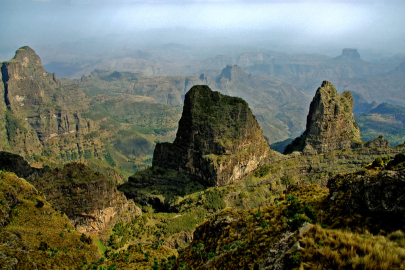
327;165;405;217
0;46;94;158
30;163;141;234
153;85;270;186
285;81;363;154
0;151;48;179
217;65;250;83
335;48;361;60
0;151;141;234
364;135;390;148
260;232;295;270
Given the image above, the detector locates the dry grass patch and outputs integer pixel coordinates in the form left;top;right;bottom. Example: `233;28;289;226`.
299;225;405;269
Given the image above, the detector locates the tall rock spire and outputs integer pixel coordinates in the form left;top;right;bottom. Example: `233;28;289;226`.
284;81;363;154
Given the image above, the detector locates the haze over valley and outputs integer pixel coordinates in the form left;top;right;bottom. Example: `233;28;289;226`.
1;1;405;269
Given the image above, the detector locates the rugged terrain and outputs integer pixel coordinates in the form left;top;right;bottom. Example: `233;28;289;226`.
153;85;270;187
1;45;405;269
0;151;141;234
0;47;184;181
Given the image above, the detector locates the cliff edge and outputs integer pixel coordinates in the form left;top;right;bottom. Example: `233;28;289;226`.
153;85;270;186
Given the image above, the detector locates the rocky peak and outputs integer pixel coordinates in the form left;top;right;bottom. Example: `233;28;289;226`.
284;81;362;154
12;46;44;70
335;48;361;60
218;65;249;83
153;85;270;186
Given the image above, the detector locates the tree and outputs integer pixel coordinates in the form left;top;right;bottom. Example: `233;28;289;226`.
280;175;295;189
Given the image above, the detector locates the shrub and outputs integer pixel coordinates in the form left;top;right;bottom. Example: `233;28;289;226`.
223;245;230;252
290;214;312;231
230;244;237;251
373;157;384;168
179;262;186;269
38;241;49;251
253;212;262;221
288;252;301;268
281;175;295;189
261;222;269;230
302;205;317;223
36;199;45;208
254;166;271;178
208;252;215;260
203;190;226;211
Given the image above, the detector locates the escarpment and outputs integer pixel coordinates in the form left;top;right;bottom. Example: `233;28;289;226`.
284;81;385;154
30;163;142;233
0;151;141;233
152;85;270;186
0;46;96;159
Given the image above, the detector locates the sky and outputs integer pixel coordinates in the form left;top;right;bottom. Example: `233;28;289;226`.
1;0;405;57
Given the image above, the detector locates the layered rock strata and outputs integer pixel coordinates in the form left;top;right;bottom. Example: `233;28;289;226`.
153;85;270;186
284;81;364;154
0;46;96;158
0;152;141;233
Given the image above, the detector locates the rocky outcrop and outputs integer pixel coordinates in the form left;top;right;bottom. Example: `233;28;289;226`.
327;160;405;217
334;48;361;60
0;151;141;234
0;151;48;179
364;135;390;148
285;81;363;154
30;163;141;233
153;85;270;186
0;46;95;158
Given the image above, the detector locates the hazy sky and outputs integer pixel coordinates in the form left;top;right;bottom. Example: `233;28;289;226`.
1;0;404;56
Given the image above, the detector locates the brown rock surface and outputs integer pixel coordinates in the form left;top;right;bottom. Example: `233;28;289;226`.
30;163;141;233
152;85;270;186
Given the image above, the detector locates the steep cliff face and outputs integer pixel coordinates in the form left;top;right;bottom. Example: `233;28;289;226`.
30;163;141;233
153;85;270;186
334;48;361;60
284;81;363;154
0;47;96;159
0;151;141;234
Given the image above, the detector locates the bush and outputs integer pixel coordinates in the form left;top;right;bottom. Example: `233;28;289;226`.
395;153;405;163
373;157;384;168
302;205;317;223
281;175;295;189
287;252;301;268
203;190;226;211
208;252;215;260
290;214;312;231
254;166;271;178
35;200;44;208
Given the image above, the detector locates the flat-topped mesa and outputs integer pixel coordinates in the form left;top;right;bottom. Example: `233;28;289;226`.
153;85;270;186
334;48;361;60
284;81;363;154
